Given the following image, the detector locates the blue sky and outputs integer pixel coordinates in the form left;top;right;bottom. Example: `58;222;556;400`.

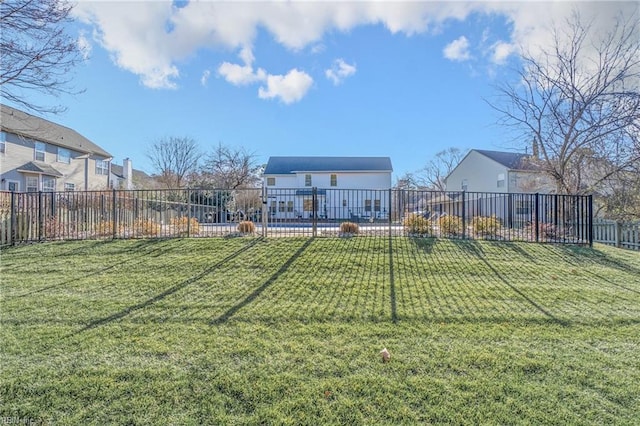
6;1;633;181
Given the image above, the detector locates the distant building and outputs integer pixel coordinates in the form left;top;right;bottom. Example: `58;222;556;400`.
262;156;393;220
109;158;154;189
445;149;552;193
0;104;112;192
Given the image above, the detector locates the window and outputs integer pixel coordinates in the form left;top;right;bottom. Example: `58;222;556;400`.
267;177;276;186
57;147;71;164
96;159;109;175
287;201;294;212
374;199;381;212
342;199;347;207
278;201;286;212
461;179;468;191
26;176;38;192
497;173;505;188
364;199;372;212
330;174;337;187
303;199;317;212
305;174;312;187
0;132;6;154
7;181;19;192
34;141;45;161
64;182;75;192
42;176;55;192
269;201;277;214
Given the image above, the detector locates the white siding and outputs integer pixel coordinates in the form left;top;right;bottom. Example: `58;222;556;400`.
446;150;509;193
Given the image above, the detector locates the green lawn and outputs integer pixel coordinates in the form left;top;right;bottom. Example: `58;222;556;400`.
1;237;639;425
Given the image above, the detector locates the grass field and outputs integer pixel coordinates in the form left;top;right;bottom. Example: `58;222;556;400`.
1;237;639;425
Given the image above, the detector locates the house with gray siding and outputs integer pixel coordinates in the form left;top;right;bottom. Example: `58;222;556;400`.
0;104;112;192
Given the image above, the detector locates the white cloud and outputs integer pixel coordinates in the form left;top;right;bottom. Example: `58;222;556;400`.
443;36;471;62
491;41;515;64
258;69;314;104
217;47;267;86
326;59;357;85
200;70;211;87
77;31;92;61
73;2;637;88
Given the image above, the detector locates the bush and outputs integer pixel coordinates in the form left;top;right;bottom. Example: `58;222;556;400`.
439;215;463;237
339;221;359;234
134;218;161;236
237;221;255;234
403;213;432;235
170;216;200;236
472;215;501;237
95;220;119;237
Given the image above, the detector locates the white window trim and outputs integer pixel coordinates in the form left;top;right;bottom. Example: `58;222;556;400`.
42;176;56;192
57;147;71;164
34;141;45;161
95;159;109;176
6;180;19;192
64;182;75;192
26;176;39;192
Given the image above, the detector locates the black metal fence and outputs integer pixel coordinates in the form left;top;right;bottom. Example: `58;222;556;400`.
0;188;593;246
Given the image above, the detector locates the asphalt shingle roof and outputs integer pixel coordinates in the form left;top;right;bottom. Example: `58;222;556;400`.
264;156;393;175
16;161;63;177
1;104;112;158
474;149;535;170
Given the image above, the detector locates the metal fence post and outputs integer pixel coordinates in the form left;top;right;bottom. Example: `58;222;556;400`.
388;188;393;238
312;187;317;237
587;195;593;247
461;191;466;239
262;186;268;238
38;191;43;241
534;193;540;242
187;188;191;237
112;188;117;239
10;191;15;246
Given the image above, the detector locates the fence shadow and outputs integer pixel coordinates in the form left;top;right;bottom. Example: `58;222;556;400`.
211;238;314;325
9;239;175;299
450;239;569;326
69;238;262;336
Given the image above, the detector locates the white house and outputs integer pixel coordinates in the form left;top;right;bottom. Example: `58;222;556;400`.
262;156;393;220
0;104;112;192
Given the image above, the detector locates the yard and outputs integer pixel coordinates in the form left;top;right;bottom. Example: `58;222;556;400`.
1;237;639;424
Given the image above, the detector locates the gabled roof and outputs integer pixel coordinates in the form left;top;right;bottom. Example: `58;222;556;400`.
110;164;151;180
264;156;393;175
17;161;63;177
0;104;112;158
474;149;535;170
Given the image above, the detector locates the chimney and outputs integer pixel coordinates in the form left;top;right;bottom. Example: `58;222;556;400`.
123;158;133;190
532;138;540;159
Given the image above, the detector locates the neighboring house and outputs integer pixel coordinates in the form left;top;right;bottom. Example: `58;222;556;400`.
438;149;554;223
263;156;393;220
109;158;155;189
445;149;551;194
0;104;112;192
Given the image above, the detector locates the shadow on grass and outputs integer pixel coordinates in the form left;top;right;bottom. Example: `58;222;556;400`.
70;238;262;336
211;238;314;325
450;239;569;326
9;239;177;299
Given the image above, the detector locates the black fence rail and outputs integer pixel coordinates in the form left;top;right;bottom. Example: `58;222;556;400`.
0;188;593;246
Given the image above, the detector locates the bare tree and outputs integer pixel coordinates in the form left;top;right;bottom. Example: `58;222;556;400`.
1;0;84;114
419;148;468;191
147;137;201;189
491;10;640;195
200;143;261;189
